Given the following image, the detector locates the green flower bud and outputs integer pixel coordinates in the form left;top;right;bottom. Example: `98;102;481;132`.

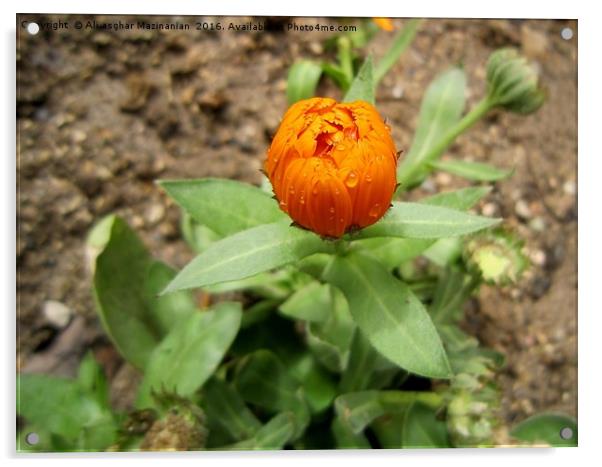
464;228;529;286
486;48;545;114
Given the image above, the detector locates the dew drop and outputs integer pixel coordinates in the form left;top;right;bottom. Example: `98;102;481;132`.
300;196;305;205
365;174;373;183
329;207;335;214
279;200;287;208
312;186;320;195
289;186;295;195
345;171;358;188
368;203;381;218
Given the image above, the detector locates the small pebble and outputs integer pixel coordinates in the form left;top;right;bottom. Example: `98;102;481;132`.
435;172;452;186
528;216;546;232
563;180;576;196
43;300;72;328
391;85;404;99
529;249;547;267
481;202;498;217
308;41;323;55
515;199;532;219
146;204;165;225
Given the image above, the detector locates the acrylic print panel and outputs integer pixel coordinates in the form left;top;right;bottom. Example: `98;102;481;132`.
16;14;577;452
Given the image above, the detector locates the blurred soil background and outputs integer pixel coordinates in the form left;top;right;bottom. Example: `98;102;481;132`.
17;16;577;423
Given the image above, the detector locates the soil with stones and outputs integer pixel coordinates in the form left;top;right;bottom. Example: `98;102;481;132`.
17;15;577;423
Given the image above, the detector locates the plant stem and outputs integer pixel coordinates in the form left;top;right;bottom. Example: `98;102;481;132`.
337;36;354;88
398;96;495;188
380;390;444;410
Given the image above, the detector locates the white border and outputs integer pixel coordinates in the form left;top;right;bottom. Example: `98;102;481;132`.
3;1;599;466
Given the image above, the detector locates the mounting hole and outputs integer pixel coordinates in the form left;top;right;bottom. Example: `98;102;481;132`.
561;27;573;40
559;426;574;440
26;22;40;35
25;432;40;445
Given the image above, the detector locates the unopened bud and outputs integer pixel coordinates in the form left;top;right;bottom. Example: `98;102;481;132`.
486;48;545;114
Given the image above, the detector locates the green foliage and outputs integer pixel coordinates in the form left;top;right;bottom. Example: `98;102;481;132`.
397;68;467;187
324;252;452;379
511;413;577;447
287;60;323;104
136;302;242;408
357;202;500;240
163;221;334;293
430;160;514;182
92;216;197;369
343;56;375;104
17;357;117;452
374;19;421;84
159;179;284;237
234;350;311;439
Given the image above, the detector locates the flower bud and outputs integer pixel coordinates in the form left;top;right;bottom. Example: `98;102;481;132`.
265;97;399;238
464;228;528;286
486;48;545;114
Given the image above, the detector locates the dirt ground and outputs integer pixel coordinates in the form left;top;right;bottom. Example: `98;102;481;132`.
16;15;577;425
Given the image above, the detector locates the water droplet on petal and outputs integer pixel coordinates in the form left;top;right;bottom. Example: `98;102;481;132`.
279;200;287;208
329;207;335;214
300;196;305;205
369;203;381;218
345;171;358;188
312;186;320;195
339;218;345;224
365;174;373;183
289;186;295;195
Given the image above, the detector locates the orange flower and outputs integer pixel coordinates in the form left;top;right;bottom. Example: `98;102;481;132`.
264;97;399;238
372;18;395;31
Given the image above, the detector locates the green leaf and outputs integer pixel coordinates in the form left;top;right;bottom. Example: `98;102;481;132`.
279;281;331;323
374;19;420;84
511;413;577;447
430;268;476;324
201;377;261;442
423;237;463;266
354;187;492;268
181;212;220;254
397;68;466;186
339;331;378;393
422;186;492;209
224;412;296;450
163;221;333;293
287;60;323;104
77;352;110;409
321;62;351;90
287;353;338;414
335;390;443;434
430;160;513;181
241;299;278;329
234;350;310;439
324;252;452;379
17;374;116;451
159;179;284;237
306;287;355;373
143;261;198;334
402;402;451;448
372;413;405;448
93;216;195;369
332;418;371;449
136;302;242;408
356;202;500;240
343;56;375;104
